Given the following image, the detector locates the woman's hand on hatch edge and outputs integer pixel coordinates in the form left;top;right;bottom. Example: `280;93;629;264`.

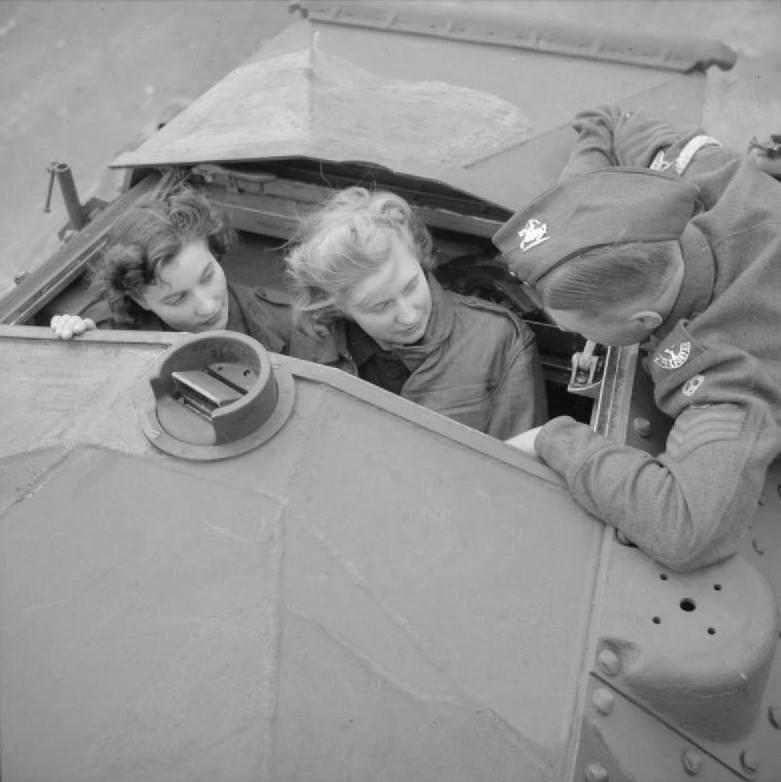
50;314;96;340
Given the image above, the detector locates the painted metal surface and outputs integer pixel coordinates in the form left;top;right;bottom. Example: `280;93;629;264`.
293;0;736;72
112;2;734;210
0;172;163;325
0;328;602;781
142;331;296;459
575;676;745;781
735;460;781;782
2;326;780;779
594;547;777;772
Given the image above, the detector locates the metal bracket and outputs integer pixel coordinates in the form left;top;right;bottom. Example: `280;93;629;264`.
568;340;603;398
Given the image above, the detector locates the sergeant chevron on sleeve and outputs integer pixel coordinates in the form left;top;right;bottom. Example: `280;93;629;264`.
494;104;781;572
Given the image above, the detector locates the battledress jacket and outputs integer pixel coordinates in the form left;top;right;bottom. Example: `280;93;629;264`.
291;276;547;440
83;283;294;353
536;104;781;571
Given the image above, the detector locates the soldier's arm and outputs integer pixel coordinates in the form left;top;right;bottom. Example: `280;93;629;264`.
532;319;781;573
561;104;751;210
559;104;699;180
557;106;621;180
534;395;779;572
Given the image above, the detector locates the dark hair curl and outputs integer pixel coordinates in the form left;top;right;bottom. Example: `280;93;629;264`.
90;186;235;326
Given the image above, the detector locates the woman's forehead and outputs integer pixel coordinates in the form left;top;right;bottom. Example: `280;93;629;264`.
345;241;421;306
152;240;214;290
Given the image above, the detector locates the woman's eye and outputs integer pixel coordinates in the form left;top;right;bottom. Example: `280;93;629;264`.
368;301;390;314
403;276;419;294
165;293;187;306
202;268;214;283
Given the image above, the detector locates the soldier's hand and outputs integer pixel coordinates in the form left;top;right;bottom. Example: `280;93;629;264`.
747;135;781;179
505;426;542;458
50;314;96;340
749;149;781;178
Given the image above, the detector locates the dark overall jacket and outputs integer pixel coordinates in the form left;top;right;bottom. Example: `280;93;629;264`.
292;276;547;439
536;105;781;570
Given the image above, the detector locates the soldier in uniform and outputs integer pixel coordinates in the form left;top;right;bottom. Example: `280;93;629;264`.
285;186;547;439
494;104;781;571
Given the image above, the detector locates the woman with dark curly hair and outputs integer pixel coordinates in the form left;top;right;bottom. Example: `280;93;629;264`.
285;186;546;439
50;186;294;352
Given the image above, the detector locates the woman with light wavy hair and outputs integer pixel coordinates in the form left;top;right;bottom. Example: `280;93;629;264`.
285;186;546;439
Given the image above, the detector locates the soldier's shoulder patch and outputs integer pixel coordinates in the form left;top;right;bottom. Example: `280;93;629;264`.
654;340;691;370
665;403;745;461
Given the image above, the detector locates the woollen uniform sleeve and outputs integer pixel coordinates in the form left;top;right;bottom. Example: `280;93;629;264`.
559;105;699;181
562;104;744;209
557;107;619;181
605;105;744;209
536;334;781;572
677;145;745;210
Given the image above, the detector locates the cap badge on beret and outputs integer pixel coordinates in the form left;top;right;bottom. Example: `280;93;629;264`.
517;218;550;253
491;167;701;285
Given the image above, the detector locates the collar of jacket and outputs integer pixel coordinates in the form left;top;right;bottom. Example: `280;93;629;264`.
652;222;715;345
224;283;244;330
225;282;265;330
133;309;170;331
298;275;455;371
290;318;353;369
224;283;289;353
381;275;454;372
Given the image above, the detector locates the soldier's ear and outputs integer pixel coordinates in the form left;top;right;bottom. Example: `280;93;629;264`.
630;310;663;331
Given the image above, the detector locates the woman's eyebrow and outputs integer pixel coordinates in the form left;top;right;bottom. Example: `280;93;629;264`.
356;293;389;309
161;289;186;303
198;259;214;280
158;260;213;302
356;272;418;309
402;272;420;290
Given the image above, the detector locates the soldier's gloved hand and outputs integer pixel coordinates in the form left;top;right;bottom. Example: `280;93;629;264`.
505;426;542;458
50;314;96;340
